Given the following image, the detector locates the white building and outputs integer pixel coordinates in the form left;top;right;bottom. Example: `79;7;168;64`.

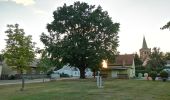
54;65;93;77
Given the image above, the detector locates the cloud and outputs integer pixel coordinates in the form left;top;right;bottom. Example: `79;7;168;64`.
12;0;35;6
0;0;8;1
1;0;35;6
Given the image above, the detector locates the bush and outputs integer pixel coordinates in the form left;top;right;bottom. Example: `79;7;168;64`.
160;71;169;82
8;75;15;80
160;71;168;78
149;71;157;81
135;70;147;77
60;73;70;77
47;70;54;78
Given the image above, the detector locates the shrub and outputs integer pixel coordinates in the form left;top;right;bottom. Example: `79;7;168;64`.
149;71;157;81
60;73;70;77
160;71;168;78
47;70;54;78
160;71;169;82
8;75;15;80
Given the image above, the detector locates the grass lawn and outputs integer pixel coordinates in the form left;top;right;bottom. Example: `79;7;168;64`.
0;79;170;100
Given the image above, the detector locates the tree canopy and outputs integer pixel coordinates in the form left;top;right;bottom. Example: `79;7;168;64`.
134;53;143;66
161;21;170;30
4;24;35;73
36;49;54;73
164;52;170;60
40;1;120;78
146;47;166;72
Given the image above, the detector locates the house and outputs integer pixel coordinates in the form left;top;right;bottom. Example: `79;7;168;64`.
101;54;135;79
0;59;41;79
54;65;93;77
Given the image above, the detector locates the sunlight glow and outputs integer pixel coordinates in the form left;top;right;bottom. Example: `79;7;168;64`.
102;60;107;68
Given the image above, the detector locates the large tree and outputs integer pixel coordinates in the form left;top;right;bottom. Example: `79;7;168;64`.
40;2;119;78
165;52;170;60
4;24;35;90
161;21;170;30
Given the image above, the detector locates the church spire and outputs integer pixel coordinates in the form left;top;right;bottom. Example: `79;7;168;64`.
142;36;148;49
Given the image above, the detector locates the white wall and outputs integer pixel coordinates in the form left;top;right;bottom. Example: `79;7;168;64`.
54;66;92;77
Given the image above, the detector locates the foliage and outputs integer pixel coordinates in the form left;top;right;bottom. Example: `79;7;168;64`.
149;71;157;81
135;66;147;77
47;70;54;77
0;54;4;62
160;71;168;78
164;52;170;60
134;53;143;66
146;47;166;72
8;75;16;80
3;24;35;90
60;73;70;77
40;2;119;78
4;24;35;73
161;21;170;30
36;49;54;74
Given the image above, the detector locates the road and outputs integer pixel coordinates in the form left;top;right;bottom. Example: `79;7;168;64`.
0;77;79;85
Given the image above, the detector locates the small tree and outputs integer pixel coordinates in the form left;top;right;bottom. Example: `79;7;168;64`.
4;24;35;91
134;53;143;66
36;49;54;82
0;54;4;62
146;47;166;72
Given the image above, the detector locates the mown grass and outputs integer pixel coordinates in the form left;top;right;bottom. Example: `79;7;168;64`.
0;79;170;100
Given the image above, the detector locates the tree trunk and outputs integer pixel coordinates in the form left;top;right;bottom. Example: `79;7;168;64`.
20;70;25;91
93;70;96;78
79;67;86;79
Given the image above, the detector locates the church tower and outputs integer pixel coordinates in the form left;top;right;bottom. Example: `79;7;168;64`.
139;36;151;61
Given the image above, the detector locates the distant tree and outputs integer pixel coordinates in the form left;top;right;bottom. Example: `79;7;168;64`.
0;54;4;62
147;47;166;72
134;53;143;66
164;52;170;60
161;21;170;30
40;2;120;78
36;49;54;82
4;24;35;91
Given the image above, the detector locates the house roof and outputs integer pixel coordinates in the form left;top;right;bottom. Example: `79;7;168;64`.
108;54;134;68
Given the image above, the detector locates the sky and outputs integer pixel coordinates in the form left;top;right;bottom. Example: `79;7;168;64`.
0;0;170;54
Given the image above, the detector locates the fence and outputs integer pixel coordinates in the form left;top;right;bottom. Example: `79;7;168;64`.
0;74;48;80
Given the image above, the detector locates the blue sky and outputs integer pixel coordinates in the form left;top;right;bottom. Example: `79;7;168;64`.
0;0;170;54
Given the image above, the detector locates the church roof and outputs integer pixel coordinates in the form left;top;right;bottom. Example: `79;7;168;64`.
142;36;148;49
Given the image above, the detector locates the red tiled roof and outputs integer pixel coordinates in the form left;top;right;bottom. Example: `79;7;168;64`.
109;54;134;66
